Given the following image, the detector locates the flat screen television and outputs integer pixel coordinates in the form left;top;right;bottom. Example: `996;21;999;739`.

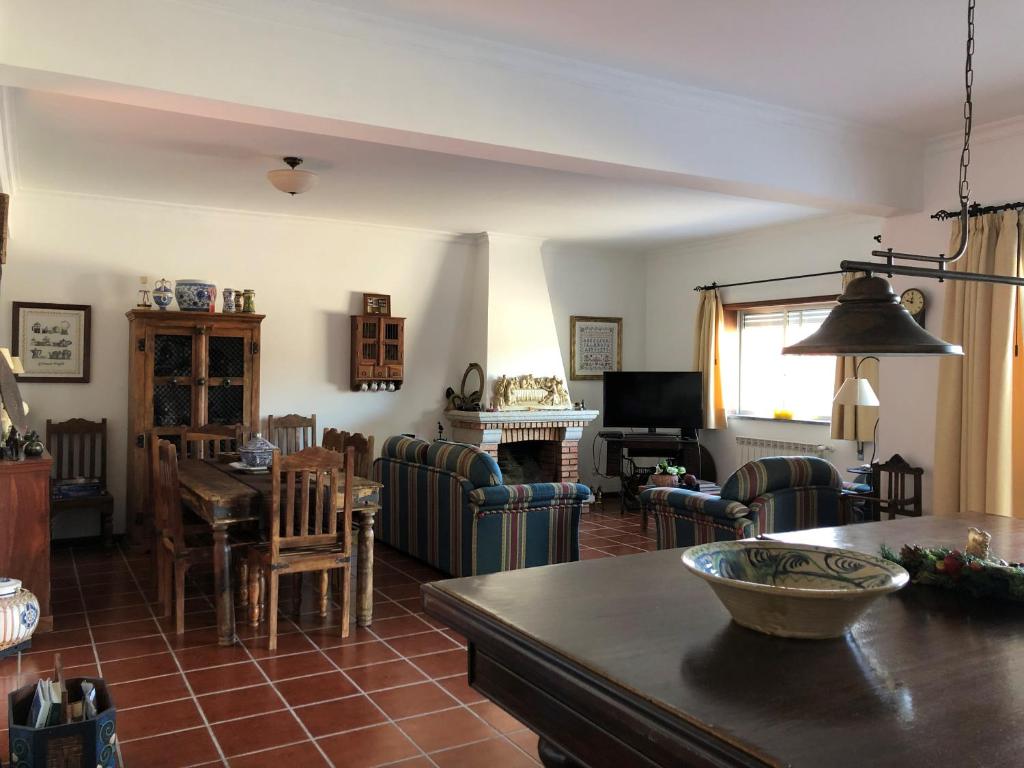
602;371;704;434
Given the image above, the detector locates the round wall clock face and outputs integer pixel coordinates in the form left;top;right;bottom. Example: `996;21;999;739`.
900;288;926;315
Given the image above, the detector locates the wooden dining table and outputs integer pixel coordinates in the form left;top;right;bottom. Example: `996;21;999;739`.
423;514;1024;767
177;458;382;646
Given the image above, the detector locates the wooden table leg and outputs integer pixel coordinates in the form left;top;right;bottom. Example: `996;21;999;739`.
212;525;237;646
355;507;376;627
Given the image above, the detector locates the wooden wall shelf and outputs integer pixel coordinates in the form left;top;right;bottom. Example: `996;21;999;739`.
350;315;405;391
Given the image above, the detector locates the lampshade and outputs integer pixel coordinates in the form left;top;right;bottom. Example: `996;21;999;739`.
0;347;24;375
833;377;880;407
267;156;318;196
783;275;963;356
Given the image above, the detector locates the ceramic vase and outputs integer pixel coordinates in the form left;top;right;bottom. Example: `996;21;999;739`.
0;578;40;653
153;278;174;310
222;288;236;313
175;280;217;312
650;473;679;487
242;289;256;313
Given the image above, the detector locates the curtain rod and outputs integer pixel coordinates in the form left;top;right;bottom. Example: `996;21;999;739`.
931;201;1024;221
692;270;843;292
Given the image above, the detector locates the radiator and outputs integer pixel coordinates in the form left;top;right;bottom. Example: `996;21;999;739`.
736;436;833;464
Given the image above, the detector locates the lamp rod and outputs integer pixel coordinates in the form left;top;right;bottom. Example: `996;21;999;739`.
692;270;843;292
841;260;1024;287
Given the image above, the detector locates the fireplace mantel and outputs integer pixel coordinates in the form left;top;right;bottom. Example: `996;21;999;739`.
445;409;599;483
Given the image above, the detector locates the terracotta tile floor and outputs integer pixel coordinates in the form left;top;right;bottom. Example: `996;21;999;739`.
0;500;649;767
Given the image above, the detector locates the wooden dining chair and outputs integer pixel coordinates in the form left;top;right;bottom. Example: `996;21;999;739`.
151;438;214;635
247;446;354;650
266;414;317;456
183;423;244;460
46;418;115;547
322;428;375;477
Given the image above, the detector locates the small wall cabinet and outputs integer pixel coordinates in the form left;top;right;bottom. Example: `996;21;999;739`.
351;315;405;390
125;309;263;545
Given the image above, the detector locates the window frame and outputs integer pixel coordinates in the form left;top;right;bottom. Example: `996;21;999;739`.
722;294;839;423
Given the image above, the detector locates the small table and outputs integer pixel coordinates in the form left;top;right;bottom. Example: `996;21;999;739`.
424;514;1024;767
177;459;382;645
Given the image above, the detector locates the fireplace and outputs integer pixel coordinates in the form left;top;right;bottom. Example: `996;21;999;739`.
445;409;599;484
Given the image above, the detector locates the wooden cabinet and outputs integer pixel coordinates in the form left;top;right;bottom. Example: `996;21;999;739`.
0;453;53;633
126;310;263;545
351;315;404;390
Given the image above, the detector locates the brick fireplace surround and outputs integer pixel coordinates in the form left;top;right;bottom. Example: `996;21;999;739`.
445;409;599;483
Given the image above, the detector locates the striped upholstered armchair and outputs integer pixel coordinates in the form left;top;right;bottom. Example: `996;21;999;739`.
642;456;844;550
373;436;591;576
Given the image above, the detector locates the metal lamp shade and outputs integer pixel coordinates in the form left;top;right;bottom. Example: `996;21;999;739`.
833;377;880;407
783;275;963;356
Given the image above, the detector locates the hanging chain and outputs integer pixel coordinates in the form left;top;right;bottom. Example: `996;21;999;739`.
958;0;975;206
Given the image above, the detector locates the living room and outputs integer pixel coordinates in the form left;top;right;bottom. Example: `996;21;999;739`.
1;1;1023;767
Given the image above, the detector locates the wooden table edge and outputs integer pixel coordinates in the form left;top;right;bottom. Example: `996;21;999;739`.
421;581;778;768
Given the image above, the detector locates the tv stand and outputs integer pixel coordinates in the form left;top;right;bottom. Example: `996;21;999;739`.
601;433;716;511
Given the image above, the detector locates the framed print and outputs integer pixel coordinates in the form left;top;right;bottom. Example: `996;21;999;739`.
570;315;622;380
362;293;392;316
12;302;92;383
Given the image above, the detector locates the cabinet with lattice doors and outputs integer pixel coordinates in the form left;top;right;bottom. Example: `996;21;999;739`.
125;309;263;545
350;315;405;390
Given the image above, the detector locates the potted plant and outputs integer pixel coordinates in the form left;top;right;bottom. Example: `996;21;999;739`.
650;460;684;487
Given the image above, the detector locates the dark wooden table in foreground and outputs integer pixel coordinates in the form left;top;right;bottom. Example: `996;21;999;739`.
178;459;382;645
423;515;1024;767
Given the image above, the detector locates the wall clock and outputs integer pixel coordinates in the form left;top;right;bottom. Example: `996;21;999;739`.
900;288;926;328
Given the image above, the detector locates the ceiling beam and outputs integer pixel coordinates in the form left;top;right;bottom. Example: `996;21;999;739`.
0;0;923;214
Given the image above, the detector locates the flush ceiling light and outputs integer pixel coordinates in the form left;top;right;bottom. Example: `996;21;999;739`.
267;156;318;196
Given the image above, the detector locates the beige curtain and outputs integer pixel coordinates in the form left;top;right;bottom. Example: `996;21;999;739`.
694;289;727;429
934;210;1023;517
831;271;880;441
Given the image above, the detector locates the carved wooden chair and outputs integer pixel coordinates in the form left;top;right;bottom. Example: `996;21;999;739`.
266;414;317;456
247;446;354;650
842;453;923;522
322;428;375;477
46;418;115;547
183;423;244;460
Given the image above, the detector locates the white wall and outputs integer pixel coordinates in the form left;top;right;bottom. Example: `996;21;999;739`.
879;120;1024;513
542;242;647;493
644;214;883;483
2;190;484;537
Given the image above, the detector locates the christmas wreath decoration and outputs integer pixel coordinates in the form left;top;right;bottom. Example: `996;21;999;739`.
880;527;1024;603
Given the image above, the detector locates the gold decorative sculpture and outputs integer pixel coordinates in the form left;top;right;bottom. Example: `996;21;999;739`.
966;527;992;560
493;374;571;411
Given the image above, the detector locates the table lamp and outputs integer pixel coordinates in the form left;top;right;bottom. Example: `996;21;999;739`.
833;356;879;462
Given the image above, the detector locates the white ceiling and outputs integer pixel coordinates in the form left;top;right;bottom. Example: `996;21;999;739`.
7;89;822;246
327;0;1024;135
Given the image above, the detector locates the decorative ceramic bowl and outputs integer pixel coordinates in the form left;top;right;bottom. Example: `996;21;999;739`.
650;473;679;487
681;540;909;639
239;433;276;468
0;577;40;652
175;279;216;312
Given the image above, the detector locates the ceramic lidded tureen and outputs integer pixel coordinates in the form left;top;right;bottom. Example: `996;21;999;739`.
239;433;276;468
0;577;41;653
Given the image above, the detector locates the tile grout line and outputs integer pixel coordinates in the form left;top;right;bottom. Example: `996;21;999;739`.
116;546;231;768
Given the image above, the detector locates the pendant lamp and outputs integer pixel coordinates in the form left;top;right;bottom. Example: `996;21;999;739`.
783;276;963;356
267;157;318;196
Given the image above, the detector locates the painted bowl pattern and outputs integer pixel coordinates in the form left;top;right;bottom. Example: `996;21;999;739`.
0;578;41;652
175;280;216;311
239;433;277;468
682;540;909;639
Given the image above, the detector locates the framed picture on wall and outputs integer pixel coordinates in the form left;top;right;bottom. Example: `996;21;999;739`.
570;315;622;380
12;302;92;383
362;293;392;316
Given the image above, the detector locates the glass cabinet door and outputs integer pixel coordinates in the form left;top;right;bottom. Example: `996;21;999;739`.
206;331;250;427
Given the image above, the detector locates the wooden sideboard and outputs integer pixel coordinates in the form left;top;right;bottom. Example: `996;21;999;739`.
0;452;53;633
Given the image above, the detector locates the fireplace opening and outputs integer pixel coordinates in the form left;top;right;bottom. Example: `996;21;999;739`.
497;441;560;484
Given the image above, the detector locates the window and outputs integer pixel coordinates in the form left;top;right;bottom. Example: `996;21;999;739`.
734;303;836;421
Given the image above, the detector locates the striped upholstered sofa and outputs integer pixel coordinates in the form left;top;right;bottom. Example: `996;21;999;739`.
372;436;591;576
642;456;844;550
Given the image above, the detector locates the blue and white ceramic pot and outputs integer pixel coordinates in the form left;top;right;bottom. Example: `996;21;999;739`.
175;279;217;312
239;433;277;468
222;288;236;313
0;577;40;653
153;278;174;310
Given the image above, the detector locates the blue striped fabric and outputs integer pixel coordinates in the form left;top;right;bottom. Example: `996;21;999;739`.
380;435;431;464
719;456;841;504
655;508;757;548
641;487;749;520
469;482;591;510
425;441;502;488
372;438;586;576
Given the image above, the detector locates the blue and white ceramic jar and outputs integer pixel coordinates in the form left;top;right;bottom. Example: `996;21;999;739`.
0;577;40;653
153;278;174;310
239;433;276;468
222;288;236;313
175;279;217;312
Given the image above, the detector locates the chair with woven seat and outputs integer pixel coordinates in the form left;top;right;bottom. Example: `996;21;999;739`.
267;413;317;455
46;418;115;547
247;445;354;650
182;423;244;460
